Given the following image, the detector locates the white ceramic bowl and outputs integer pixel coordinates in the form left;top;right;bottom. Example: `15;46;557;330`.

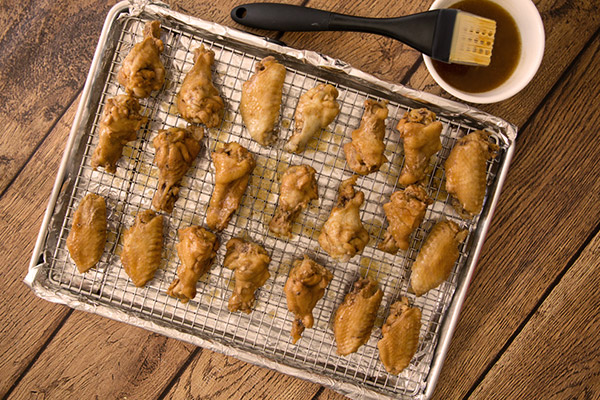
423;0;545;103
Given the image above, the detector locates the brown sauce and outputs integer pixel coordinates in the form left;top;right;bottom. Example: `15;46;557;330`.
432;0;521;93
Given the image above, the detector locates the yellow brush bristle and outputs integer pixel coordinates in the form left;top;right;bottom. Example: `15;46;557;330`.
449;12;496;66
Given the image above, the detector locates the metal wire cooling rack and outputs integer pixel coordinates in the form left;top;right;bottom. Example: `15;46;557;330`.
44;11;505;400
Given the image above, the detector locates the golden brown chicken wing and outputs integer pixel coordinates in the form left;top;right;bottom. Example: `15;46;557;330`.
285;84;339;153
177;45;225;127
91;94;146;173
152;126;203;213
343;99;389;175
121;209;164;287
333;277;383;356
66;193;107;273
167;226;219;303
284;256;332;343
396;108;443;186
318;176;369;262
224;237;271;313
377;297;421;374
410;220;467;296
240;56;286;146
445;130;498;218
379;185;432;254
118;20;165;98
269;165;318;237
206;142;255;231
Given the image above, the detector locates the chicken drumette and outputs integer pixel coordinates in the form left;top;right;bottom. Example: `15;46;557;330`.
66;193;107;273
177;45;225;127
152;126;202;213
118;20;165;98
269;165;318;237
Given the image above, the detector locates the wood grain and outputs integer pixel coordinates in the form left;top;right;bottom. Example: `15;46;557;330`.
469;232;600;399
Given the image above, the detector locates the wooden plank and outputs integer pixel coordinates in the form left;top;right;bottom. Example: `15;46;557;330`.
7;311;195;400
315;388;348;400
468;231;600;399
163;350;322;400
405;0;600;127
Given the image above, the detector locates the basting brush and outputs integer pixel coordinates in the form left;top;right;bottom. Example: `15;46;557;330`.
231;3;497;66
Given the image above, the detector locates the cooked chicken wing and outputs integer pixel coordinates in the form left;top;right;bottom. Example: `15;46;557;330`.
445;130;498;218
224;237;271;313
177;45;225;127
333;277;383;356
284;84;339;153
379;185;432;254
410;220;467;296
318;176;369;262
118;20;165;98
152;126;203;213
344;99;389;175
66;193;107;273
121;209;164;287
396;108;443;185
269;165;318;237
206;142;255;231
91;94;146;173
167;226;219;303
377;297;421;374
284;256;332;343
240;56;286;146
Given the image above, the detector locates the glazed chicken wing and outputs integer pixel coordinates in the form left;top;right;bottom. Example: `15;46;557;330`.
269;165;318;237
206;142;255;231
284;256;332;343
118;20;165;98
410;220;467;296
66;193;107;273
152;126;203;213
379;185;432;253
445;130;498;218
318;176;369;262
344;99;389;175
167;226;219;303
284;84;339;153
224;237;271;313
177;45;225;127
240;56;286;146
91;94;146;173
333;277;383;356
396;108;443;185
377;297;421;374
121;209;164;287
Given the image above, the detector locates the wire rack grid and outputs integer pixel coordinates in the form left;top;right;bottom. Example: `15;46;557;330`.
46;13;504;400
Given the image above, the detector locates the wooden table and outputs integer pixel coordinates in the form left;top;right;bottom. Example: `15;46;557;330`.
1;0;599;399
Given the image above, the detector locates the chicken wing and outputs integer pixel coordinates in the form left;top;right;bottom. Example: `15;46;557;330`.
167;226;219;303
121;209;164;287
333;277;383;356
318;176;369;262
66;193;107;273
343;99;389;175
396;108;443;186
91;94;146;173
118;20;165;98
177;45;225;127
377;297;421;374
224;237;271;313
269;165;318;237
206;142;255;231
445;130;498;218
284;256;333;343
284;84;339;153
152;126;203;213
240;56;286;146
379;185;432;254
410;220;467;296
